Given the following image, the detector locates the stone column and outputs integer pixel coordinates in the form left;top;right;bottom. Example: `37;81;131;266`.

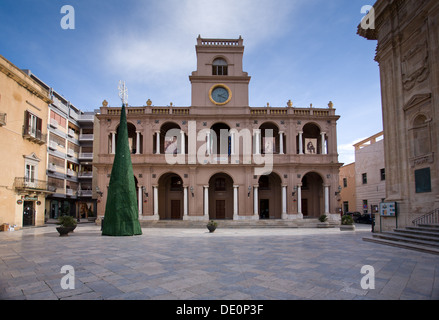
321;132;326;155
204;185;209;218
206;131;211;155
298;131;303;155
111;132;116;154
138;186;143;217
183;186;188;219
297;185;302;215
254;129;261;155
233;185;239;220
155;131;160;155
324;185;330;215
153;185;159;218
136;131;141;154
279;131;284;155
180;131;185;155
253;185;259;217
230;131;236;156
282;185;287;217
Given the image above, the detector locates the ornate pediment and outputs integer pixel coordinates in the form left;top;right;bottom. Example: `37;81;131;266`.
403;93;431;112
23;152;41;162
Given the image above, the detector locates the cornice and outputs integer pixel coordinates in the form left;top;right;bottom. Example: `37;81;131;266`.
0;57;52;104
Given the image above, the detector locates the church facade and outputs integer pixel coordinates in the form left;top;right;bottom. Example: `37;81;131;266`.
94;36;342;223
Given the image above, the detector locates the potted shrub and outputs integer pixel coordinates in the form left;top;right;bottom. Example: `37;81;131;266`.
207;220;218;233
317;214;330;228
340;215;355;231
56;215;77;236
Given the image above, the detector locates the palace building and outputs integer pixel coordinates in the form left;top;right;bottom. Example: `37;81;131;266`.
94;36;342;224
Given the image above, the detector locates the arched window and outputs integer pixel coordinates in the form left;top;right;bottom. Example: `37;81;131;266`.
212;58;228;76
411;114;430;157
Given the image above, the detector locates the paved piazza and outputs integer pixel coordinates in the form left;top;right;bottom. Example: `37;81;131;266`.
0;224;438;301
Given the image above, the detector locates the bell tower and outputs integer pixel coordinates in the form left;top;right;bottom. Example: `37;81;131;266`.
189;35;251;107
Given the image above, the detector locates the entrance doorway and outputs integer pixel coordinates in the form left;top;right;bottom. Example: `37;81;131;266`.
158;173;184;220
216;200;226;219
171;200;181;220
23;201;34;226
208;173;234;220
260;199;269;219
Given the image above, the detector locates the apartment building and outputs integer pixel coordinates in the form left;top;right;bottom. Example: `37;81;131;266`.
24;71;98;221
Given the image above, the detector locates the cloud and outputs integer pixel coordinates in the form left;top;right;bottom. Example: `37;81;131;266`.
103;0;299;84
338;137;367;165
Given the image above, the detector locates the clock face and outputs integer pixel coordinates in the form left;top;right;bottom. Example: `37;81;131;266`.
210;85;232;105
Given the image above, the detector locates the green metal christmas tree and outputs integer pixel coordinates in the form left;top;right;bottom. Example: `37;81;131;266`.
102;97;142;236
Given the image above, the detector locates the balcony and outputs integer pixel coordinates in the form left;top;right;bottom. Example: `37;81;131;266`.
79;134;94;141
67;149;75;157
66;169;75;177
23;127;46;145
14;177;56;194
48;163;57;172
50;118;58;129
66;188;74;196
78;114;95;122
78;171;93;179
49;141;58;151
0;113;6;126
78;189;92;197
79;153;93;160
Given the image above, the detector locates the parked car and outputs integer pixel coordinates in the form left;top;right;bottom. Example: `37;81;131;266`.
343;212;372;224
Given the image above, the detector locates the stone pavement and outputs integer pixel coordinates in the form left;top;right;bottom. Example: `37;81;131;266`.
0;224;438;300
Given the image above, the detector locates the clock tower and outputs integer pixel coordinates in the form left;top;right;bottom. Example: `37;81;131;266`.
189;35;251;107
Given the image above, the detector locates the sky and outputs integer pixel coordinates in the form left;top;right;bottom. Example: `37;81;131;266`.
0;0;383;165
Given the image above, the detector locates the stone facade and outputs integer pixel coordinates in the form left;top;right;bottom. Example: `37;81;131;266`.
354;132;386;229
339;163;356;215
0;55;52;228
358;0;439;230
94;37;343;223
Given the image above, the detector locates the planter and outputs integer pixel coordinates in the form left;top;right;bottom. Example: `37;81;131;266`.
56;227;71;237
340;224;356;231
207;225;217;233
317;222;330;228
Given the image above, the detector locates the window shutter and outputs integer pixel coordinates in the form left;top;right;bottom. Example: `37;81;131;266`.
23;110;29;135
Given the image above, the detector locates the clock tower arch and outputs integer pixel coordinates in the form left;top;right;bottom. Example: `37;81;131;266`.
189;35;251;107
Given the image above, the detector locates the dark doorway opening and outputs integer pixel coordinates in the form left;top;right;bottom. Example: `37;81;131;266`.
260;199;269;219
23;201;34;226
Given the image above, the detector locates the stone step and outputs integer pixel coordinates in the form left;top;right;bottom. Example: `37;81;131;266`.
140;219;322;229
418;223;439;229
394;228;439;239
363;236;439;256
407;225;439;233
369;232;439;249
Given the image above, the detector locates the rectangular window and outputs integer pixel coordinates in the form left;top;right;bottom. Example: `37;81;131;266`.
212;66;228;76
25;164;35;182
343;178;347;188
24;110;42;139
415;168;432;193
362;173;367;184
380;168;386;181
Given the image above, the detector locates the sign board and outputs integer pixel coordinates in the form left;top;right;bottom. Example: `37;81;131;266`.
380;202;397;217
